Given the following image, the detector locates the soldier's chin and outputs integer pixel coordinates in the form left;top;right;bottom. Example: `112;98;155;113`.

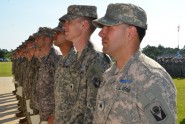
102;48;108;54
65;37;72;42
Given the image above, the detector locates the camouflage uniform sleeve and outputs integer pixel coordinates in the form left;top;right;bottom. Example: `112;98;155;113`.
84;56;110;123
39;54;57;121
136;75;176;124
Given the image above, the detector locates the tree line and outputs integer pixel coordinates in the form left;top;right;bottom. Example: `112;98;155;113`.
0;45;185;61
0;49;13;61
142;45;185;60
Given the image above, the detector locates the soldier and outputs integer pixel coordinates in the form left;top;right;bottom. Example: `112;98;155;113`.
54;5;111;124
20;36;36;124
47;21;73;124
29;38;41;117
23;36;35;101
53;21;73;56
15;43;28;120
12;51;18;95
92;3;177;124
34;27;61;124
12;41;31;123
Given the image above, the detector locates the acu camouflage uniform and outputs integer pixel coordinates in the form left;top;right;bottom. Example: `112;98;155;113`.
19;57;28;112
23;35;36;101
54;42;111;124
14;57;22;85
93;3;176;124
36;46;61;121
12;55;19;83
94;51;176;124
30;56;41;113
23;59;32;99
28;56;38;107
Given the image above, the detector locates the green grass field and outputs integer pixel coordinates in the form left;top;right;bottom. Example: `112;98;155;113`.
174;79;185;124
0;62;184;123
0;62;12;77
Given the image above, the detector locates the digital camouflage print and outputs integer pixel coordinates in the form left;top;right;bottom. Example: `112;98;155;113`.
93;3;147;29
54;42;111;124
30;56;41;111
36;46;61;121
59;5;97;21
94;50;176;124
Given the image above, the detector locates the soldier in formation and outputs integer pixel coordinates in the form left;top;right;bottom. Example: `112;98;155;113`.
92;3;176;124
54;5;111;124
11;3;177;124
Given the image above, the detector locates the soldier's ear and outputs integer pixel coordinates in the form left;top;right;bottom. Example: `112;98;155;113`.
127;26;137;39
81;20;89;29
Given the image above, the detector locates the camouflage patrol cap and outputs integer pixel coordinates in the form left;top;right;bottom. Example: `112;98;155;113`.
33;27;44;37
93;3;147;29
53;22;64;32
59;5;97;21
33;27;54;37
25;35;35;42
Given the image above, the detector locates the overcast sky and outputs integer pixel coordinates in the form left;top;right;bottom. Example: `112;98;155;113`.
0;0;185;51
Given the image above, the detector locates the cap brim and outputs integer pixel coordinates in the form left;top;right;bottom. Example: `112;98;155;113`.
25;39;35;42
33;33;42;37
53;26;63;32
92;16;123;28
59;14;79;21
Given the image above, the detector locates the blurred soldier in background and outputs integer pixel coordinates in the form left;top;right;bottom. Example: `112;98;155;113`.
34;27;61;124
14;43;27;120
157;57;185;78
21;36;36;124
47;21;73;124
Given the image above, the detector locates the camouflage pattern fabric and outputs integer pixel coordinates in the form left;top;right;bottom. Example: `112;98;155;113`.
33;27;54;37
18;57;28;112
15;58;21;84
19;57;27;86
23;60;32;99
59;5;97;21
30;56;41;111
94;50;176;124
12;58;16;75
54;42;111;124
93;3;147;29
13;58;20;83
36;46;61;121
